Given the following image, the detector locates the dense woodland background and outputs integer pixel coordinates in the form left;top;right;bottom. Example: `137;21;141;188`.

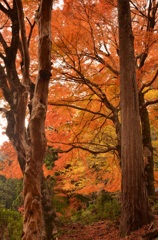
0;0;158;239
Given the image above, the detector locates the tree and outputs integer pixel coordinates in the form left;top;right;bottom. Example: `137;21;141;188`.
118;0;153;237
49;0;158;196
133;0;158;197
0;0;56;239
50;0;121;161
22;0;53;239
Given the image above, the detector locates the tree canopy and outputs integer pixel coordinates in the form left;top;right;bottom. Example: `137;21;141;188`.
0;0;158;239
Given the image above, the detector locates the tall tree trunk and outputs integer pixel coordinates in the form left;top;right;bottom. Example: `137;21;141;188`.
135;0;157;198
41;173;58;239
22;0;53;239
0;1;56;239
118;0;153;237
139;92;155;197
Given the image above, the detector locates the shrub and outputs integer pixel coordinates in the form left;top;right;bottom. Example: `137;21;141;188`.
96;190;121;220
0;208;22;240
52;194;69;215
70;190;121;224
0;175;23;209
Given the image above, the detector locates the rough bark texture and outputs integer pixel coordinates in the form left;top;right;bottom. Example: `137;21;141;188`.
139;92;155;197
0;1;56;239
0;1;28;173
22;0;53;239
41;173;58;239
118;0;153;237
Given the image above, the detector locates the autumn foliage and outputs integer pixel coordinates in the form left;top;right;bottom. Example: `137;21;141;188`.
0;0;158;197
0;0;158;239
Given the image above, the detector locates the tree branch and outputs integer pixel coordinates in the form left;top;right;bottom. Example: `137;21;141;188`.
0;2;10;16
141;99;158;109
49;102;107;118
0;32;8;51
139;69;158;93
0;107;7;113
15;0;30;86
26;17;36;47
48;141;117;155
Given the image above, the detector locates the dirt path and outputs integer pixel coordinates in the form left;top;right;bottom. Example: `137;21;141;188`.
57;216;158;240
58;221;119;240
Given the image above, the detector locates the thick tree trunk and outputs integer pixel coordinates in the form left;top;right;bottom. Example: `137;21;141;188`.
139;92;155;197
22;0;53;239
0;1;56;239
41;173;58;239
22;104;47;240
118;0;153;237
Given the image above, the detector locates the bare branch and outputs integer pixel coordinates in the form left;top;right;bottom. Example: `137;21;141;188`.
26;17;36;47
0;52;5;60
3;0;11;10
0;2;10;16
0;107;7;113
0;32;8;51
15;0;30;85
0;64;13;106
141;99;158;109
130;1;148;19
48;141;117;155
49;102;107;118
139;69;158;93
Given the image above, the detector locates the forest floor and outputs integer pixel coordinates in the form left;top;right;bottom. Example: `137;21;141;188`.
57;215;158;240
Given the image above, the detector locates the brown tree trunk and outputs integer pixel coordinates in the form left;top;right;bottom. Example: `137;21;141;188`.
41;173;58;239
118;0;153;237
139;92;155;197
0;1;56;239
22;0;53;239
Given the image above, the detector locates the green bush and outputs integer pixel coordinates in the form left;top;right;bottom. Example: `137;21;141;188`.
44;147;59;170
0;175;23;209
70;191;121;224
70;204;97;224
0;208;22;240
97;198;121;220
150;198;158;214
96;190;121;220
52;195;69;214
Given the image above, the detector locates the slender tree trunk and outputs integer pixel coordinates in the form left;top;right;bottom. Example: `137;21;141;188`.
118;0;153;237
115;117;121;163
22;0;53;239
139;92;155;197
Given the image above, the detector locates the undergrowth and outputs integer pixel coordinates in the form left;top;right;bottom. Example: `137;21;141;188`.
70;196;121;224
53;190;121;225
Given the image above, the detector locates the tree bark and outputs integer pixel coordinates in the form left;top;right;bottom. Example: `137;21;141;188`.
139;92;155;197
22;0;53;239
118;0;153;237
0;1;56;239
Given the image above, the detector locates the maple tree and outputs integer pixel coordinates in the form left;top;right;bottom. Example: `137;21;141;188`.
0;0;157;239
0;142;22;178
49;0;121;172
48;0;158;196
